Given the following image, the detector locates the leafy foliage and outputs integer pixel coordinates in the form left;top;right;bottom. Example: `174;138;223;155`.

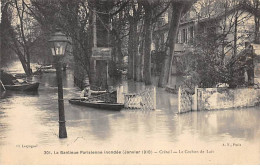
178;30;255;89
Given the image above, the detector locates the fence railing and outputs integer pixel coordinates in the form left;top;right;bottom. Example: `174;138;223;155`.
178;86;193;113
124;87;156;110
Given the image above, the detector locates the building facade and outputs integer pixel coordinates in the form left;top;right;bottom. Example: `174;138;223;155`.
153;1;258;77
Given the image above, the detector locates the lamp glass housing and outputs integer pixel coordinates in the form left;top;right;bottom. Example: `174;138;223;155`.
50;41;67;56
48;30;70;57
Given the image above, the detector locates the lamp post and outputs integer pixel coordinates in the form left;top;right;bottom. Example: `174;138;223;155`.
48;29;70;138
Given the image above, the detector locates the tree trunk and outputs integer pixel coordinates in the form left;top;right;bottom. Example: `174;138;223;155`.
255;17;260;43
11;35;30;75
158;2;184;87
112;29;124;66
128;16;134;79
93;7;97;48
25;46;31;74
135;30;143;82
254;0;260;43
8;23;30;75
132;1;142;81
128;14;139;80
133;20;139;81
88;5;94;85
233;11;238;58
143;6;152;85
137;21;145;82
14;0;32;75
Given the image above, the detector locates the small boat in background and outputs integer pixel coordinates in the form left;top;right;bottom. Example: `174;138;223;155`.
36;65;56;73
69;98;124;111
4;82;40;91
14;73;28;78
36;63;67;73
37;65;52;69
39;68;56;73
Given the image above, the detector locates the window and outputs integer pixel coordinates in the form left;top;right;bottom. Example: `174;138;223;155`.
189;26;194;39
177;31;181;43
182;29;187;43
189;26;194;43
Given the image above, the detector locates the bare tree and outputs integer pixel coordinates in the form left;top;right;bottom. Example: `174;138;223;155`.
158;0;197;87
127;0;142;80
2;0;39;75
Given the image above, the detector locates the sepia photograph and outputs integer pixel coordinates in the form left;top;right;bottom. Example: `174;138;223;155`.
0;0;260;165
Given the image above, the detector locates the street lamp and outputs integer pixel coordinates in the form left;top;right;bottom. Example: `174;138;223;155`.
48;28;70;138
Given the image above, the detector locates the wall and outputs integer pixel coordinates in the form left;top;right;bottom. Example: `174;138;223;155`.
195;88;260;111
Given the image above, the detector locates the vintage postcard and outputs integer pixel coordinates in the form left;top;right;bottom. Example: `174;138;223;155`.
0;0;260;165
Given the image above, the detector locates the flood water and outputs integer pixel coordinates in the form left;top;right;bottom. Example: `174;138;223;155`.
0;62;260;164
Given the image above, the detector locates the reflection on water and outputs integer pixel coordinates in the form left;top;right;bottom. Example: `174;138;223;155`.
0;64;260;164
1;61;38;74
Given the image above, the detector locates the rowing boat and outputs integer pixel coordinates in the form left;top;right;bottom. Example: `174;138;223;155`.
69;98;124;111
4;82;40;91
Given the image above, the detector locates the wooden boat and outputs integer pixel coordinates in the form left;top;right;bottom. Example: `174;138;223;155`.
69;98;124;111
4;82;40;91
36;65;53;69
40;68;56;73
14;73;27;78
36;65;56;73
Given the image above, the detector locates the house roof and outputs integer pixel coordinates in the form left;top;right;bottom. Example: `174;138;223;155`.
197;3;258;24
154;2;260;33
